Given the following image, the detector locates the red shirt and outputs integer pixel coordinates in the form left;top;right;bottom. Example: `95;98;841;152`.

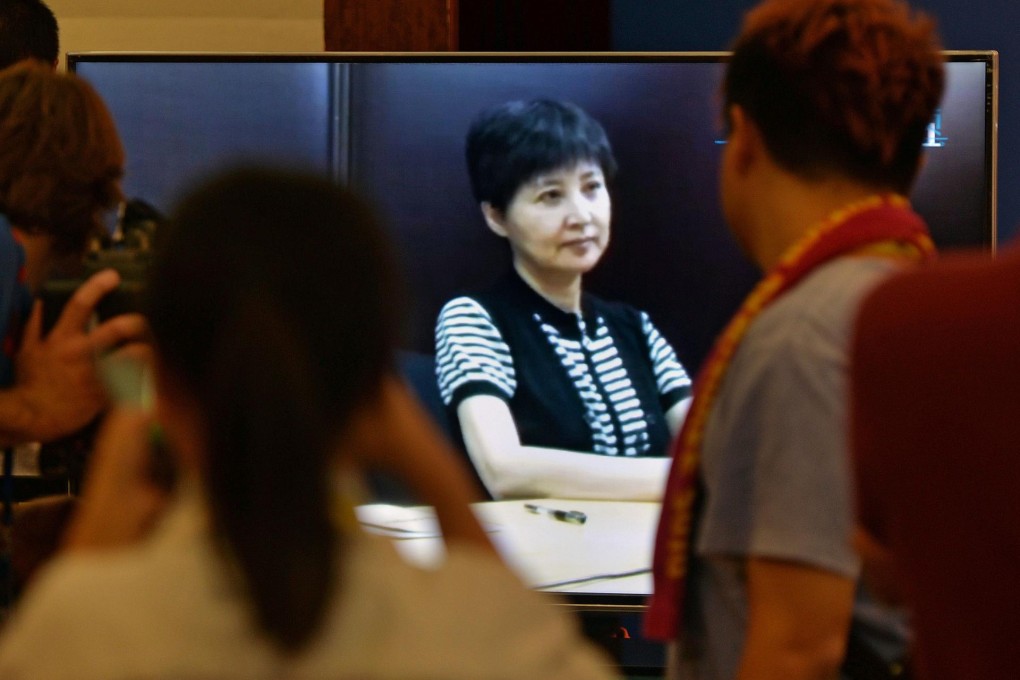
851;244;1020;680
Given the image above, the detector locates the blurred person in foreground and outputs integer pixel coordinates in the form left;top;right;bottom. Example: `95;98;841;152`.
0;0;59;71
852;244;1020;680
645;1;944;678
0;168;618;680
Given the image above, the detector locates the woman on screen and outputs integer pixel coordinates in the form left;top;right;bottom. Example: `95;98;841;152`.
435;99;693;500
0;168;615;680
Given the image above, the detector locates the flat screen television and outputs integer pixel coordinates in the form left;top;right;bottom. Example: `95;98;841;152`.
69;51;998;375
67;51;998;607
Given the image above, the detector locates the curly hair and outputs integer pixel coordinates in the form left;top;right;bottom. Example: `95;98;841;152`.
0;61;124;256
725;0;945;192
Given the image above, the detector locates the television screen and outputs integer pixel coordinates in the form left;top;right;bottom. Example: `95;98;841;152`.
70;52;998;378
69;52;998;605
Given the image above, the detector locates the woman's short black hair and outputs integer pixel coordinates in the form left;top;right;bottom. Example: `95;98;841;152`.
465;99;617;214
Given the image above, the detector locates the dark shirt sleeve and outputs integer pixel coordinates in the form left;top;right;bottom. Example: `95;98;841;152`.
435;296;516;410
638;311;692;411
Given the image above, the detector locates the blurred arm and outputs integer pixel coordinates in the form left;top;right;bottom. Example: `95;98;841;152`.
736;557;855;680
852;526;905;605
665;396;692;437
346;376;494;552
61;407;169;552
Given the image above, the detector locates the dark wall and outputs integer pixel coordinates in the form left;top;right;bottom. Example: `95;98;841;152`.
346;61;758;374
74;60;335;211
459;0;611;50
347;58;988;372
611;0;1020;245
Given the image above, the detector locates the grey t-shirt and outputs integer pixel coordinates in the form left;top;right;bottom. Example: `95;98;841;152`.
674;256;908;680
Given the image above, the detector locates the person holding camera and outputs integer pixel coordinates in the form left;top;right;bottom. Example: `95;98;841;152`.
0;62;146;449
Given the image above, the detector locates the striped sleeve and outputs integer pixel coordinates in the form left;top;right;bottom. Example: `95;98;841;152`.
640;311;693;408
435;297;517;408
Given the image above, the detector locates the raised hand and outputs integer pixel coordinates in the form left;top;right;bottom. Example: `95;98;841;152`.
0;269;148;445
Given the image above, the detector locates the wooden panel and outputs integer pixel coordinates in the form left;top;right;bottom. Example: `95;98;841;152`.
458;0;611;51
324;0;611;52
54;0;320;19
324;0;457;51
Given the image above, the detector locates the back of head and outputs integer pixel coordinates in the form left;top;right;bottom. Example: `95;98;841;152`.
466;98;617;214
725;0;944;193
0;0;58;70
0;61;124;257
148;167;399;653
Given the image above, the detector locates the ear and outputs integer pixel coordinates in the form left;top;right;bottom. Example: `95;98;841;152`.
481;202;509;238
727;105;763;176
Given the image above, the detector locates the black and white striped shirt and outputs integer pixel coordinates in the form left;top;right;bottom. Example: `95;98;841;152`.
435;271;692;458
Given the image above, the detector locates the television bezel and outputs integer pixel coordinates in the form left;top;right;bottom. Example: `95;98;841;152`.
65;51;1000;609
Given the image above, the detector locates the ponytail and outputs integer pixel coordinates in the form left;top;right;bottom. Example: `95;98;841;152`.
148;167;400;653
204;301;337;653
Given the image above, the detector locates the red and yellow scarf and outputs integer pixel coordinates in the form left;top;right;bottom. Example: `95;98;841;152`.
645;194;935;640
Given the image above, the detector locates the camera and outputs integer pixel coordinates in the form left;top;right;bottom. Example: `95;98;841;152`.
36;198;162;485
40;198;160;331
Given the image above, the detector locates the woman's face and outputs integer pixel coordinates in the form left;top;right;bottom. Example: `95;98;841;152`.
485;160;611;281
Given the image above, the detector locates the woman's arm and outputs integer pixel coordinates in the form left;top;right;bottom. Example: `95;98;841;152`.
61;407;169;552
458;394;670;500
665;396;692;437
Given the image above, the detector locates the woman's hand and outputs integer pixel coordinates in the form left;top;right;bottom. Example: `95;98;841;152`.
61;407;170;552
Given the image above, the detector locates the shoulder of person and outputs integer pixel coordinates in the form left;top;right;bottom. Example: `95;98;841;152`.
0;549;162;679
324;534;617;679
745;256;900;363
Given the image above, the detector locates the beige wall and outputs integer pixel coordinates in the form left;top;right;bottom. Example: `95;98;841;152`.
47;0;323;67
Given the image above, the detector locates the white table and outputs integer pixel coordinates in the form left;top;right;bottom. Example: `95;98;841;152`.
356;499;660;597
